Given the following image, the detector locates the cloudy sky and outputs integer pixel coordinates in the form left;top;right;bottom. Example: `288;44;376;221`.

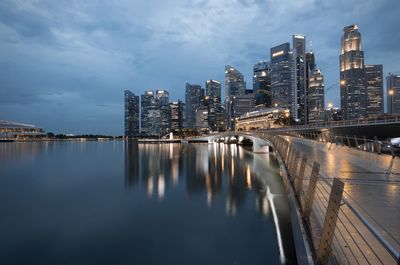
0;0;399;135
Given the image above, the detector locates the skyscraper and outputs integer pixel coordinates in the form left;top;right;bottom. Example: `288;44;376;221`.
141;90;159;136
292;35;307;124
253;61;271;107
124;90;139;137
308;68;325;123
340;24;367;120
225;65;246;97
271;43;292;111
185;82;204;129
206;80;224;131
225;65;246;129
387;74;400;114
365;64;384;116
170;100;185;133
155;90;171;137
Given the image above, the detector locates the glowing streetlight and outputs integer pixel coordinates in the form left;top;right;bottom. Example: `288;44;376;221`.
327;102;333;109
340;80;346;86
388;89;394;96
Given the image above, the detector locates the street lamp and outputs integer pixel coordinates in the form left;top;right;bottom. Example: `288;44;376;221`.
389;89;394;114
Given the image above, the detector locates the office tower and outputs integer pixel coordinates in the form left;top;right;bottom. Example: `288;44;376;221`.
225;65;246;130
292;35;307;124
195;106;209;130
232;94;256;119
170;101;185;133
308;68;325;123
271;43;292;111
365;65;384;116
124;90;140;137
340;24;367;120
387;73;400;114
206;80;224;131
253;60;272;108
141;90;159;136
225;65;246;97
185;82;204;129
155;90;171;137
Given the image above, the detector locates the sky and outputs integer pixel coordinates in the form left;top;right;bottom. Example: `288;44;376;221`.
0;0;399;135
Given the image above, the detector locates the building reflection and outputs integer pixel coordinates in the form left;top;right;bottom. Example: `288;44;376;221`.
124;141;273;218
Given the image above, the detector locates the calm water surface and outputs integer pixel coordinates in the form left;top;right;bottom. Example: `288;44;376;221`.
0;141;296;264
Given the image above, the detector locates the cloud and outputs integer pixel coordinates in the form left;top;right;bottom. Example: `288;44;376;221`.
0;0;399;134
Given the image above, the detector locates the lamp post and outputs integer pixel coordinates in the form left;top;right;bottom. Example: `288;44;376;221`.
388;89;394;114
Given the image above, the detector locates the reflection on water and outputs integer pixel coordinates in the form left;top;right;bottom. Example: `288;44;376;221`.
0;141;296;265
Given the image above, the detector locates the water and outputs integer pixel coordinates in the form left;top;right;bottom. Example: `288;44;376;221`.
0;141;296;264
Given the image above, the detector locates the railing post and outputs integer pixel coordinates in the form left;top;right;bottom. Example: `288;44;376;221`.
373;136;381;154
290;150;300;177
317;178;345;265
354;135;359;149
303;161;320;218
346;135;351;147
295;154;307;196
363;136;367;151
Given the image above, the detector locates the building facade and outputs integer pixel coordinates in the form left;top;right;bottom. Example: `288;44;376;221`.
155;90;171;137
232;94;256;121
292;35;308;124
365;64;384;116
170;101;185;133
225;65;246;130
124;90;140;137
185;82;204;129
206;80;224;131
253;60;272;108
141;90;159;136
340;24;367;120
271;43;292;111
387;74;400;114
307;69;325;123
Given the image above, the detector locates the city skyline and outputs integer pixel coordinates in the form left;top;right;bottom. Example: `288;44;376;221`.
1;0;400;134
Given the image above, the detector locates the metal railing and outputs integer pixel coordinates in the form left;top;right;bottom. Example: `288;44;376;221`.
257;132;400;265
260;114;400;132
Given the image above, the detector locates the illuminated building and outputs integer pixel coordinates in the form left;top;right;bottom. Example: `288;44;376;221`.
206;80;224;131
170;101;185;133
307;68;325;123
387;73;400;114
124;90;140;137
365;64;384;116
185;82;204;129
340;24;367;120
155;90;171;137
225;65;246;129
196;106;209;130
325;107;343;122
253;60;272;108
292;35;307;124
271;43;292;111
0;120;44;138
141;90;159;136
235;108;290;131
232;94;256;120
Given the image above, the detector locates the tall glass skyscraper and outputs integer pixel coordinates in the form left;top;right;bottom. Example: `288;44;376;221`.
185;82;204;129
387;74;400;114
155;90;171;137
340;24;367;120
225;65;246;97
365;64;384;116
206;80;224;131
170;100;185;133
308;68;325;123
124;90;139;137
292;35;307;124
271;43;292;111
141;90;159;136
253;61;271;107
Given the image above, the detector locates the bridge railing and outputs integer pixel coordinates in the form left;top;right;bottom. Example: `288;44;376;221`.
261;114;400;132
259;132;400;265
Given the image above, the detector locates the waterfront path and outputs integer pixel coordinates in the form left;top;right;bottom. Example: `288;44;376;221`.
285;136;400;263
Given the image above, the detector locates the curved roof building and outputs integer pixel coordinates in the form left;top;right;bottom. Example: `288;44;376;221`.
0;120;44;138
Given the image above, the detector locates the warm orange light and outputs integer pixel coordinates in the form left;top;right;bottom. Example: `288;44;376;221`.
389;90;394;96
340;80;346;86
327;102;333;109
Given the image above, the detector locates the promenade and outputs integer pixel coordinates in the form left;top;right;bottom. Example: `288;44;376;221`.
284;136;400;264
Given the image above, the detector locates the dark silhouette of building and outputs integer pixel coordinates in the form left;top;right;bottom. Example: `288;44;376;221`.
185;82;204;129
292;35;307;124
